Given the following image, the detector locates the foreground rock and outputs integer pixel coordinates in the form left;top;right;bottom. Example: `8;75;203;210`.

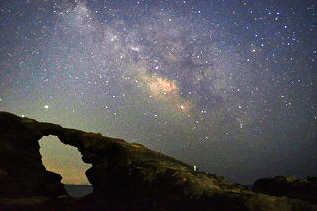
0;112;67;198
0;111;317;210
253;175;317;205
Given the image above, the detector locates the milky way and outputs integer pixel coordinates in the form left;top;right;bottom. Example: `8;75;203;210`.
0;0;316;184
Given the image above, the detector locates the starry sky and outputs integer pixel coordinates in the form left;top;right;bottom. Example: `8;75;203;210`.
0;0;316;185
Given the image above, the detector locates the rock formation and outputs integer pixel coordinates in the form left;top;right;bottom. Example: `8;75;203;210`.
0;112;67;198
0;111;317;210
253;175;317;205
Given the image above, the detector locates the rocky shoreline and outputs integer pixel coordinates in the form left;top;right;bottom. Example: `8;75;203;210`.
1;111;316;210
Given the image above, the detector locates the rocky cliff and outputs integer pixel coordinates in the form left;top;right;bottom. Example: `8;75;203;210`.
0;111;316;210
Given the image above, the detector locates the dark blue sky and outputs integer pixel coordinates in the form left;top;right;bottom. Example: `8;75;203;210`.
0;0;316;184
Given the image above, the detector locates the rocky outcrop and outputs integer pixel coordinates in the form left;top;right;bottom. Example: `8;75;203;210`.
253;175;317;205
0;112;67;198
1;111;317;210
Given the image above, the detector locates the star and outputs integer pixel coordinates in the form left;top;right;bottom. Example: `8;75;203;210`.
0;0;316;186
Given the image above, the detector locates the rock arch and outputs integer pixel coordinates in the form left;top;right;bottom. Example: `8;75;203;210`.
0;111;130;198
0;111;163;199
0;111;196;200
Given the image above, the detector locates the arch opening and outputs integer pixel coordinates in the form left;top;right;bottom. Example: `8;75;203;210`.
39;136;93;197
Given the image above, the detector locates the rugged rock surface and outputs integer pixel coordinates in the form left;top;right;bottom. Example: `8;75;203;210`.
1;111;317;210
0;112;67;198
253;175;317;205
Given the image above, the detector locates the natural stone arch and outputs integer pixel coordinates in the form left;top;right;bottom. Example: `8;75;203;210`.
0;111;196;200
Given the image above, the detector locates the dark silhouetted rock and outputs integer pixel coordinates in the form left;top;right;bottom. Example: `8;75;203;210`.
0;112;67;198
253;175;317;205
1;111;317;210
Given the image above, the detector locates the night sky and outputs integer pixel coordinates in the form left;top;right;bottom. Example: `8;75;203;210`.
1;0;316;185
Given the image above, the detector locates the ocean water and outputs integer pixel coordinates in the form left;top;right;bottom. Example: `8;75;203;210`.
64;185;93;197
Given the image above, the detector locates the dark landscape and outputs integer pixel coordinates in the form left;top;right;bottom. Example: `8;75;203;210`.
1;111;317;210
0;0;316;210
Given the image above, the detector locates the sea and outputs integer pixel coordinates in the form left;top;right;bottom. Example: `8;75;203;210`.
64;185;93;197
